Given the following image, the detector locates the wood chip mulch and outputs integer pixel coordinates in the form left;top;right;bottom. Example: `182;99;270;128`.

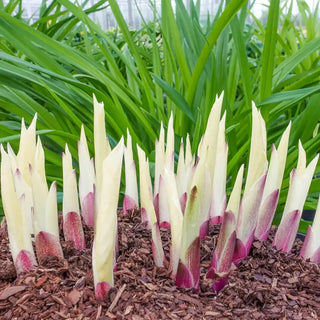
0;210;319;320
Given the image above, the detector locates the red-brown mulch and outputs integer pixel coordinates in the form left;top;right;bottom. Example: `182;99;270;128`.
0;210;319;320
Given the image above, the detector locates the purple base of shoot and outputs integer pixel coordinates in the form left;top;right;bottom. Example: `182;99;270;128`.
95;281;112;301
63;211;86;249
175;237;200;291
15;250;37;275
81;192;95;227
123;194;138;215
35;231;63;261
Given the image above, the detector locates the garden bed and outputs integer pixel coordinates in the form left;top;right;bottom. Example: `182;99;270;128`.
0;210;319;320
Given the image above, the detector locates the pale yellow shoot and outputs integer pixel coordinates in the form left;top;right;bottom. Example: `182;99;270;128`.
93;95;111;194
17;115;37;185
226;165;244;221
78;125;96;203
198;93;223;178
210;112;228;222
154;123;165;197
62;144;80;217
1;145;35;264
165;113;175;172
163;168;183;276
244;103;268;196
93;138;124;287
124;129;138;207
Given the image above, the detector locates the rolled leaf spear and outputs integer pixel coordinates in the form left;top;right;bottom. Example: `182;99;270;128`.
93;139;124;300
1;145;37;274
273;141;319;253
62;144;86;249
78;125;96;227
30;138;63;262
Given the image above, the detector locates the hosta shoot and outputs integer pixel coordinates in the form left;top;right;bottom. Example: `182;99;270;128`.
255;123;291;240
207;165;244;291
30;138;63;262
273;141;319;253
1;145;37;274
62;144;86;249
137;145;165;267
123;129;138;214
78;125;95;227
234;104;267;263
300;196;320;263
93;138;124;301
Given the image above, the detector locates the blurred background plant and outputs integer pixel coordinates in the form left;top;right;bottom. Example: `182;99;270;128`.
0;0;319;233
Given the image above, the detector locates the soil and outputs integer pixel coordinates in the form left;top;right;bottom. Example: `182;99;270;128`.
0;210;319;320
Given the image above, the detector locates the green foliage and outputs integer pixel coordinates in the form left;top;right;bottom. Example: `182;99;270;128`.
0;0;319;232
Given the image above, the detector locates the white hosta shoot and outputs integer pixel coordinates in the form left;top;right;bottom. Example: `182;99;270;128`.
163;168;183;277
207;165;244;291
300;196;320;263
93;95;111;196
93;139;124;301
123;129;138;214
78;125;96;227
1;145;37;274
157;114;175;228
198;93;223;179
234;104;268;263
255;123;291;240
273;141;319;253
62;144;85;249
137;145;165;267
176;153;207;290
16;115;37;186
209;112;228;226
176;135;194;213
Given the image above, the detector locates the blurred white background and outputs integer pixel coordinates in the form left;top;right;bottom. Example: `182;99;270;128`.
4;0;320;29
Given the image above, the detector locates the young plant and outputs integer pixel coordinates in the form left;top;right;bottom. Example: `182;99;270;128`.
62;144;86;249
137;145;165;267
123;129;138;214
209;112;228;226
234;104;267;263
158;114;175;228
207;165;244;291
176;135;193;213
1;145;37;274
92;139;124;301
78;125;96;227
273;141;319;253
255;123;291;240
93;95;111;196
30;138;63;262
176;153;207;290
300;196;320;263
163;167;183;278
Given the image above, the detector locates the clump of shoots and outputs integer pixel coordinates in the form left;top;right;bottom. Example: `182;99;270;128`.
78;125;96;227
123;129;138;214
1;145;37;274
93;139;124;301
62;144;86;249
273;141;319;253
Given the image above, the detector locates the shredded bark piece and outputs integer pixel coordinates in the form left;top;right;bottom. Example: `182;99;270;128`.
0;212;319;319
